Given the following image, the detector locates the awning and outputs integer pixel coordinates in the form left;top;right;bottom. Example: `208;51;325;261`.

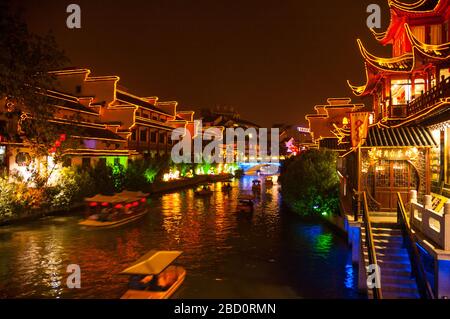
85;191;149;203
120;250;183;275
363;126;437;147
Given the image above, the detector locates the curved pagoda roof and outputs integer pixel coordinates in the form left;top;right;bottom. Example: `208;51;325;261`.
405;24;450;60
348;24;450;97
372;0;449;45
390;0;441;13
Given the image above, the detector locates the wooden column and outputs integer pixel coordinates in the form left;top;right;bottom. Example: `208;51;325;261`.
426;147;431;195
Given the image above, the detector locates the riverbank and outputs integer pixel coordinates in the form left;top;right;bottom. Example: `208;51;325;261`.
0;173;234;226
0;203;86;226
149;173;233;194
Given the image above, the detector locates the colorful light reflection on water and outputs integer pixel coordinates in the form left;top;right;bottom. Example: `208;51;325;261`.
0;176;361;299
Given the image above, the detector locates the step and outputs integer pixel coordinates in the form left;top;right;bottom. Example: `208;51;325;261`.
372;228;402;235
371;239;404;248
374;246;408;255
381;274;416;286
363;259;412;270
370;211;397;217
363;251;409;262
380;282;419;294
362;235;404;245
380;268;413;277
382;290;420;299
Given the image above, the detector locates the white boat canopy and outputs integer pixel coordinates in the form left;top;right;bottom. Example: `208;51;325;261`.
85;191;149;203
120;250;183;275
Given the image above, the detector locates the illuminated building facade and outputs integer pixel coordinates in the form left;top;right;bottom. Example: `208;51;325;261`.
305;98;366;154
200;108;263;163
51;69;196;159
0;68;196;177
341;0;450;212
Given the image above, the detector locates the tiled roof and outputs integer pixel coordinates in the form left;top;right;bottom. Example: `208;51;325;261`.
364;125;436;147
116;91;170;115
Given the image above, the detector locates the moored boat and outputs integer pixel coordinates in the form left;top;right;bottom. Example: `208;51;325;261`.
79;191;149;228
120;250;186;299
237;194;254;213
194;185;213;196
251;180;261;192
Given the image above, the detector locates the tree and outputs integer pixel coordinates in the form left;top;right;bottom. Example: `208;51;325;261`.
279;149;340;216
0;1;69;184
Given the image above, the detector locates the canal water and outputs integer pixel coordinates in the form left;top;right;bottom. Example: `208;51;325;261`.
0;176;361;299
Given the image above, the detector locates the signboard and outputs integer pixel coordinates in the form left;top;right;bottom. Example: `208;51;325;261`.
350;112;370;148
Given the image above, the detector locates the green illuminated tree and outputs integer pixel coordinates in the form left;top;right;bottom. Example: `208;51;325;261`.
279;149;340;216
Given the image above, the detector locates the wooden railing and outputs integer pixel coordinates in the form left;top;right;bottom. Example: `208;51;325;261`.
407;77;450;116
361;192;382;299
397;193;435;299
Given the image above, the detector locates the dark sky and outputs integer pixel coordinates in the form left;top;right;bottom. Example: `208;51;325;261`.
11;0;395;127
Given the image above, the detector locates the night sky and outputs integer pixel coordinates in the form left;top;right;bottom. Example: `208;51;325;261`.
11;0;395;127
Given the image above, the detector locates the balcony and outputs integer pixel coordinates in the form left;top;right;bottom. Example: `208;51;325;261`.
407;77;450;116
391;104;407;118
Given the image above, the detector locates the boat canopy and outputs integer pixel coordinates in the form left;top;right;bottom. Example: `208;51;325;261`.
120;250;183;275
85;191;149;203
85;194;123;203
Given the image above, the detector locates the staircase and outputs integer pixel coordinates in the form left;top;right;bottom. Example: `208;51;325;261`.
362;225;420;299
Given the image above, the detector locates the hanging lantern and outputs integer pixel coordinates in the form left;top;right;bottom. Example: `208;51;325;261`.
59;134;66;142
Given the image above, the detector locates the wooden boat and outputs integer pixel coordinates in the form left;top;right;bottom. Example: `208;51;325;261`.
265;176;274;187
79;191;149;228
252;180;261;192
237;194;254;213
120;250;186;299
194;185;213;196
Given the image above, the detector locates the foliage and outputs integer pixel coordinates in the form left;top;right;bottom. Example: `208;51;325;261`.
50;167;83;210
86;161;117;195
0;178;26;218
0;1;69;159
279;149;340;216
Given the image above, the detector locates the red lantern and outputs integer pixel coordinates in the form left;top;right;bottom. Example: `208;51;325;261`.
49;147;56;154
59;134;66;142
55;140;61;147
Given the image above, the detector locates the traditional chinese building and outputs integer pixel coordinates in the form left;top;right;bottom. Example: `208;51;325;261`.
305;98;367;154
337;0;450;299
51;68;196;160
343;0;450;212
0;68;196;178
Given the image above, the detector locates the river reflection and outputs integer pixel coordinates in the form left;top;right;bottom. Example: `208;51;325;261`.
0;176;361;299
